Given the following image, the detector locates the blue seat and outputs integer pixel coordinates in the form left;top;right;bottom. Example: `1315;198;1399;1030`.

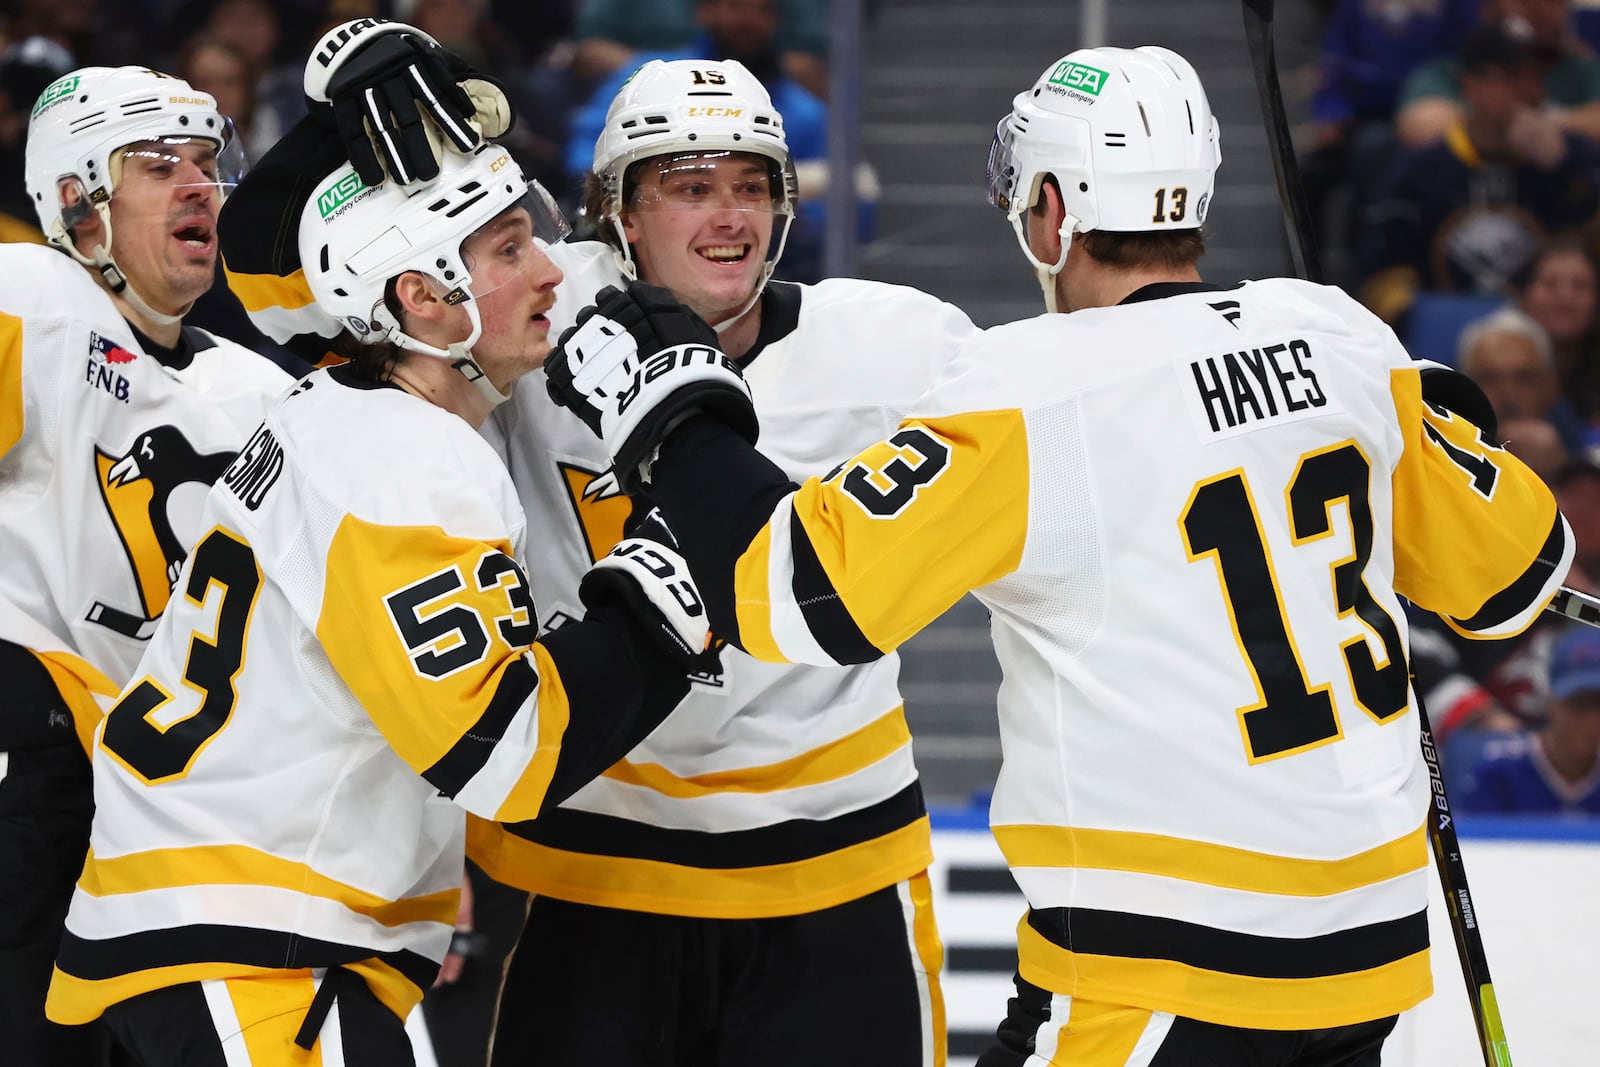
1401;293;1506;366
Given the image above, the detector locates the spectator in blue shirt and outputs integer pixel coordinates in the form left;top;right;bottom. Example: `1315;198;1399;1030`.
565;0;826;184
1461;624;1600;814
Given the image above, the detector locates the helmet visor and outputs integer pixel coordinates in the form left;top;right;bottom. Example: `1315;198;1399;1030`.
986;117;1020;214
627;151;790;216
457;181;571;301
114;120;247;202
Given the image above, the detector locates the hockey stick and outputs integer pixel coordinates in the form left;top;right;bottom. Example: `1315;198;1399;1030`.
1241;2;1512;1064
1548;584;1600;629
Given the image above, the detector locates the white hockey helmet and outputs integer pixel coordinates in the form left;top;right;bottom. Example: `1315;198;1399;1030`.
299;142;570;404
590;58;797;300
24;65;244;322
987;47;1221;308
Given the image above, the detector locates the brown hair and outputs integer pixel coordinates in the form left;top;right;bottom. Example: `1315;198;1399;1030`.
1081;229;1206;270
580;170;624;250
337;278;407;381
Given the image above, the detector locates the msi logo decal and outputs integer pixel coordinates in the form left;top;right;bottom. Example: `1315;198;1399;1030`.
1046;61;1108;98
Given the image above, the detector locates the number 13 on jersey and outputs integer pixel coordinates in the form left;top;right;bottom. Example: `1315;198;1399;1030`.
1181;440;1411;763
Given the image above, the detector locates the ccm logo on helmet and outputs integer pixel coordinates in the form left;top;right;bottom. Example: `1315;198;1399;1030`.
685;107;744;118
489;153;511;172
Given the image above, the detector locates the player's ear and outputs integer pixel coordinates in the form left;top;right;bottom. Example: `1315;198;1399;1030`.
619;207;641;243
392;271;449;323
1029;177;1067;264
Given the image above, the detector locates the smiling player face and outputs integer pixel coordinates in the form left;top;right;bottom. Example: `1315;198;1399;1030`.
621;151;779;327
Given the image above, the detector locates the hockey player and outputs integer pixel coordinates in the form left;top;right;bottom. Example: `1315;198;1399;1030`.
0;65;292;1064
44;142;724;1064
542;46;1576;1065
471;58;965;1067
218;22;970;1064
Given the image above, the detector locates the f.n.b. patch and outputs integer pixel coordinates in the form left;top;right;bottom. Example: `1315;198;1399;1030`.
86;332;137;403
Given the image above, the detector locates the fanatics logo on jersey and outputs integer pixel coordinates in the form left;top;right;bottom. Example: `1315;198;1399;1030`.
87;332;137;403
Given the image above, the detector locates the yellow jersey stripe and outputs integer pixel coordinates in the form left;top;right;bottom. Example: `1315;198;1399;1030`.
467;815;932;919
992;821;1427;896
1016;918;1431;1031
30;648;118;757
225;264;317;313
318;516;524;777
47;956;425;1027
908;871;948;1067
600;705;912;797
224;971;320;1064
796;412;1029;655
733;519;782;660
0;310;22;461
1390;366;1563;627
493;642;570;821
78;845;459;928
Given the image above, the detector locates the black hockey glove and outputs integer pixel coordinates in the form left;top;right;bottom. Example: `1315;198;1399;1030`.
1418;360;1501;445
545;282;758;491
304;19;513;185
579;537;723;675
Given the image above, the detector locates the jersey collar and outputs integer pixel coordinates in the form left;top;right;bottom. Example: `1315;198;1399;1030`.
1119;280;1240;305
735;281;803;370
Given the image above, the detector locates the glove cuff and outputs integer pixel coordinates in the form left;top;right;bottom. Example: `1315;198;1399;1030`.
305;19;437;101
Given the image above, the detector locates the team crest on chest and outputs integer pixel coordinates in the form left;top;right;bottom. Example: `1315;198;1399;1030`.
88;426;237;639
557;461;632;563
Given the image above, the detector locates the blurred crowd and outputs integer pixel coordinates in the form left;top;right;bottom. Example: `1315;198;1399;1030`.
0;0;839;300
1301;0;1600;816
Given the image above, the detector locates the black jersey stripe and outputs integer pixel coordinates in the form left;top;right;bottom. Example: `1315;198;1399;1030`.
421;656;537;799
789;505;883;665
55;925;439;990
502;781;927;868
1026;905;1429;980
1451;515;1567;632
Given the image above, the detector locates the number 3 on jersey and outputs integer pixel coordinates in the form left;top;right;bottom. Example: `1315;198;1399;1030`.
102;528;262;784
1181;440;1409;762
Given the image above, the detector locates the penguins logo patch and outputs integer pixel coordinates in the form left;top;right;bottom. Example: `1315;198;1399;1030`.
88;425;236;639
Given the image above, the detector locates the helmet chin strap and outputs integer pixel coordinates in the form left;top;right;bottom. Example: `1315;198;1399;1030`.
608;215;640;281
1007;208;1078;314
392;303;511;409
712;209;794;336
60;203;187;327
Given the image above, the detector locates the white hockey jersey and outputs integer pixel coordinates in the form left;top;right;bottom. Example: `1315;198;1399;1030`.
645;279;1573;1029
0;244;291;749
47;366;696;1026
466;240;977;917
